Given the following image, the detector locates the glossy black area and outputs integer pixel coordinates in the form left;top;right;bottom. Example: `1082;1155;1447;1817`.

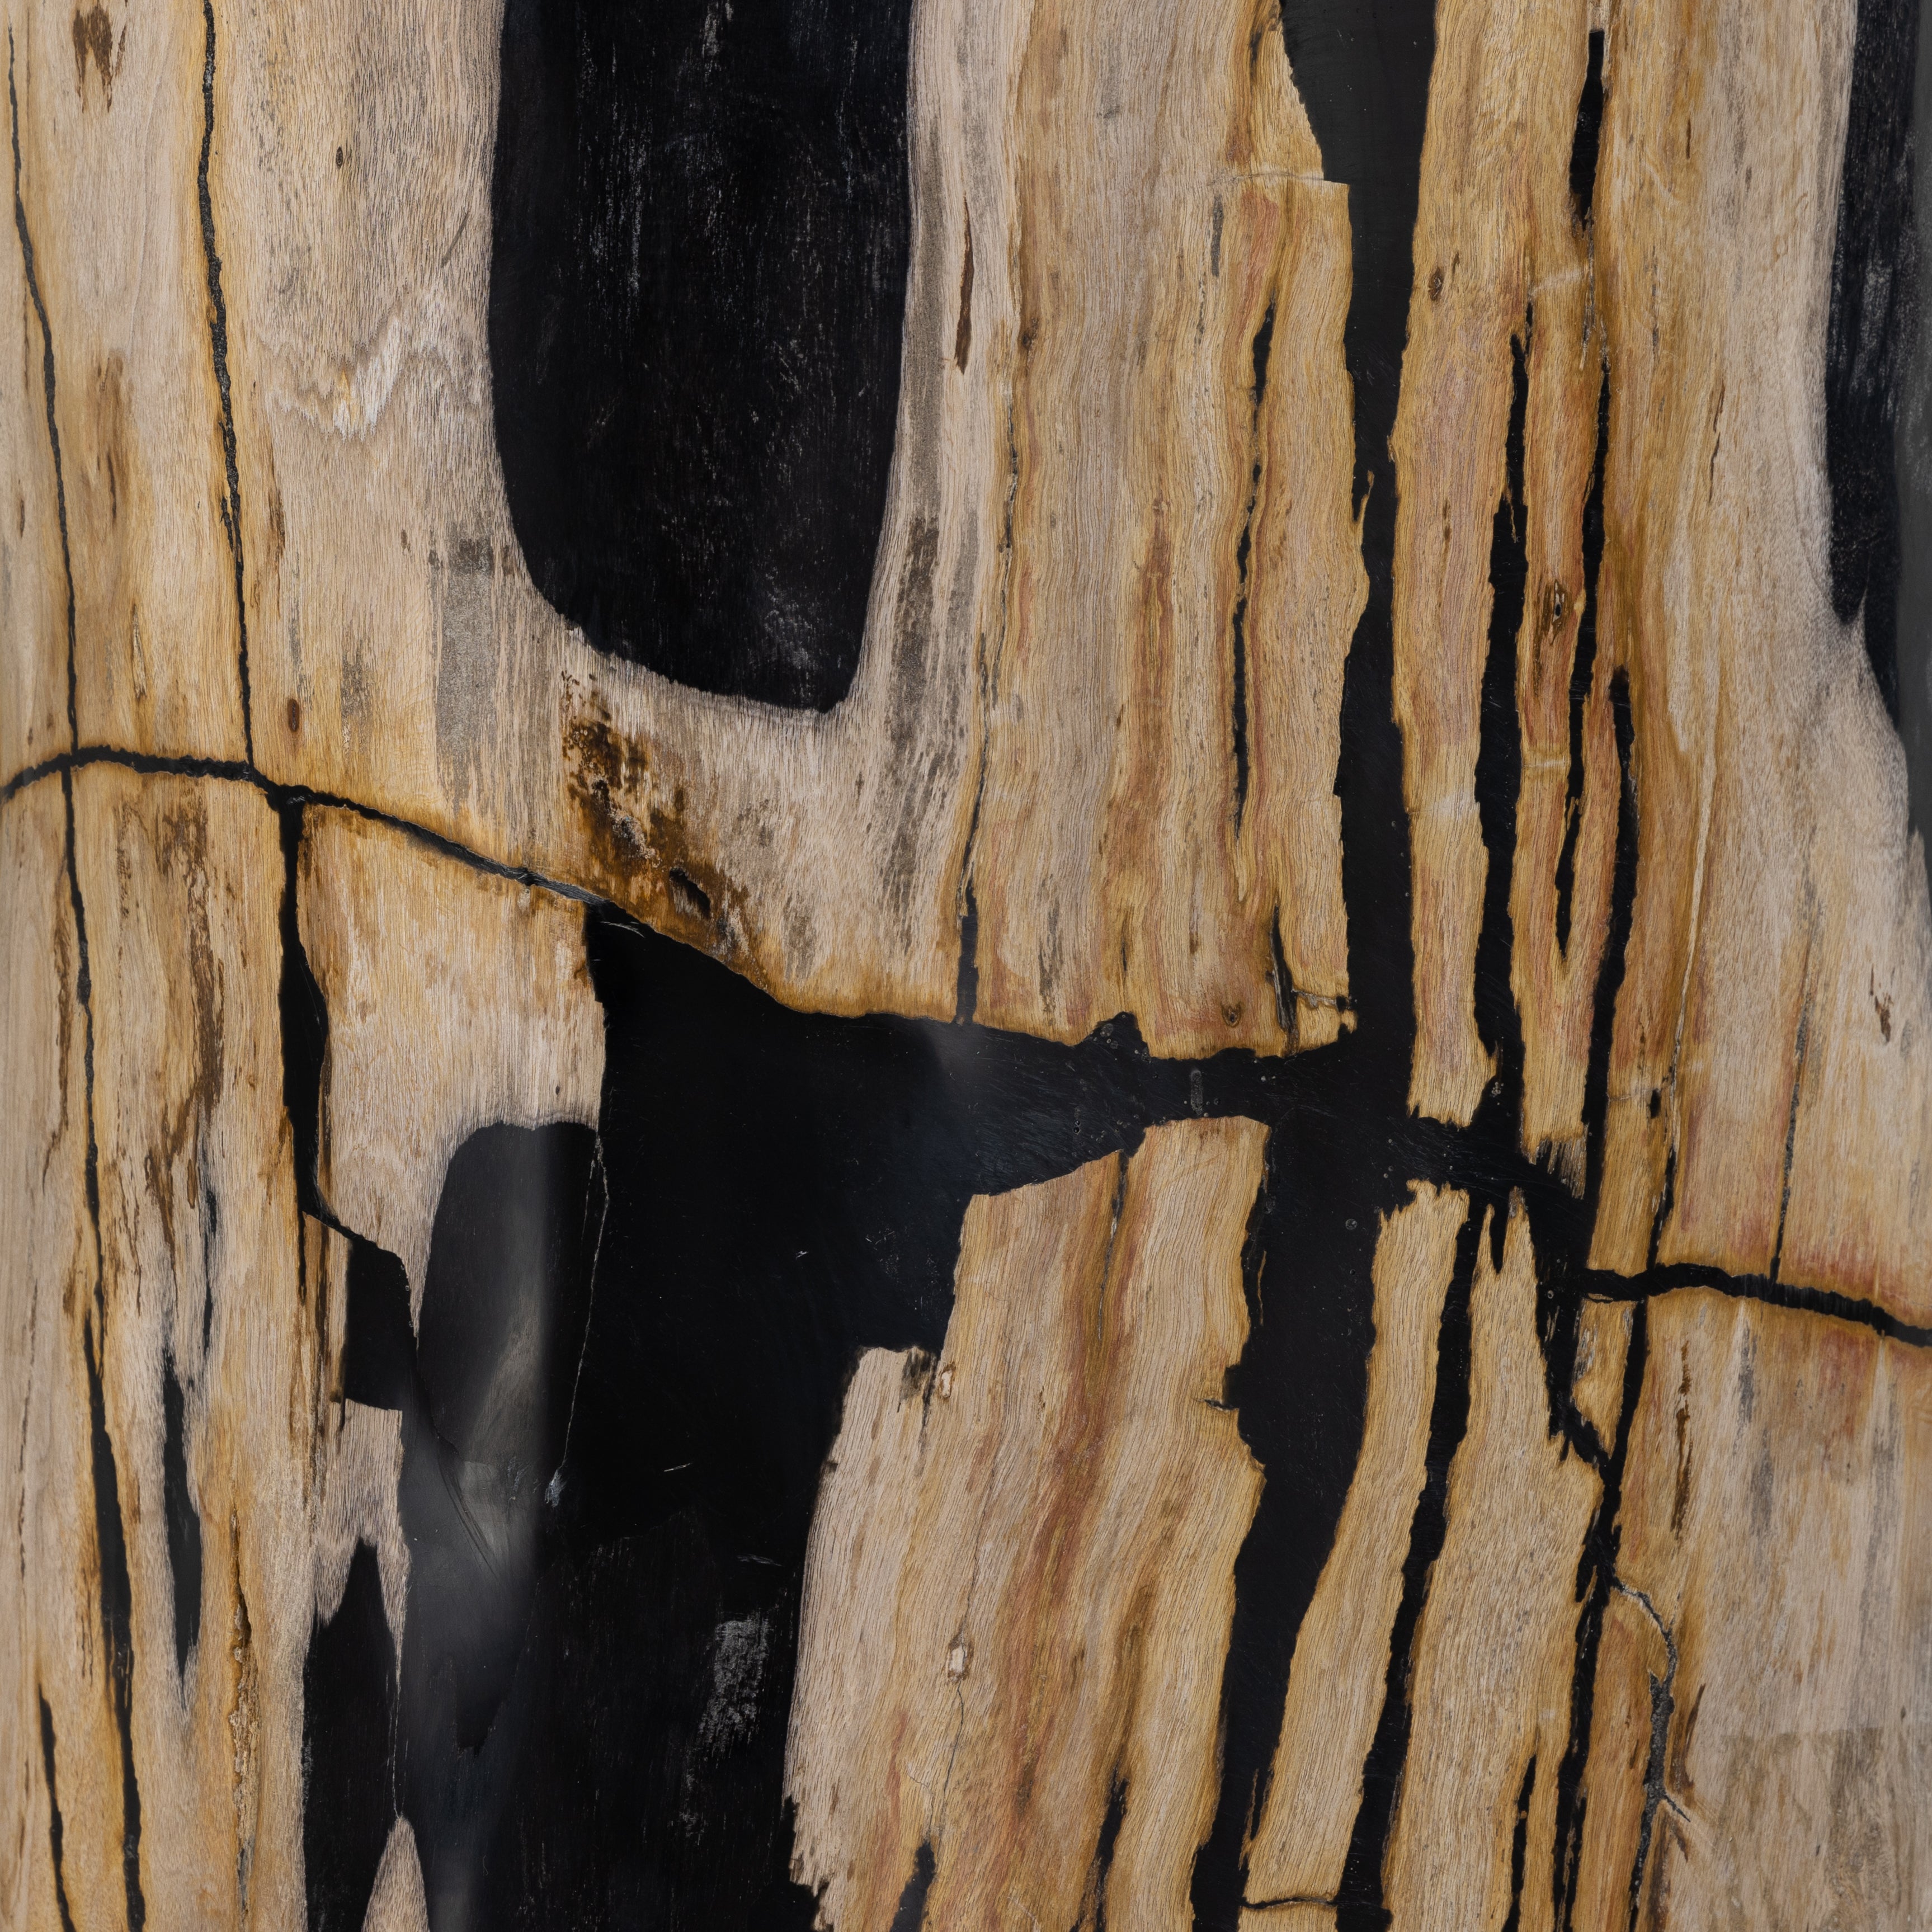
278;804;328;1223
1825;0;1920;718
340;1239;414;1413
299;896;1432;1931
398;1123;603;1928
489;0;916;709
1898;0;1932;859
304;1542;398;1932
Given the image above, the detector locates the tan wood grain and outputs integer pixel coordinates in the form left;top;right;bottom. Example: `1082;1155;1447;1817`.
4;0;248;767
55;770;310;1926
298;807;604;1303
786;1118;1266;1931
1388;0;1932;1314
0;48;69;790
1;767;423;1931
1379;1199;1603;1932
1582;0;1932;1315
0;780;96;1931
964;1;1355;1053
1571;1297;1635;1445
1392;0;1596;1127
1571;1290;1932;1928
186;0;1364;1054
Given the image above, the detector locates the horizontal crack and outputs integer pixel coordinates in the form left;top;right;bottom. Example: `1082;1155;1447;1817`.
1578;1261;1932;1350
7;746;1929;1360
2;743;602;907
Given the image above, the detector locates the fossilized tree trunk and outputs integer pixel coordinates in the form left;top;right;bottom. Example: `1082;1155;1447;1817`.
3;0;1929;1925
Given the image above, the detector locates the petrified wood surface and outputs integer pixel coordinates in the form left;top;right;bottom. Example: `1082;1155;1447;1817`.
2;0;1929;1924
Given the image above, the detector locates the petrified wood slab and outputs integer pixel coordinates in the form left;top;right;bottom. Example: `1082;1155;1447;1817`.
2;0;1929;1922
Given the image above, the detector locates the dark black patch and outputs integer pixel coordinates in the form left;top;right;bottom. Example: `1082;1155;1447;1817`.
1824;0;1920;717
1567;31;1605;224
1193;1100;1391;1930
1088;1777;1129;1931
277;802;328;1221
489;0;916;709
285;885;1427;1930
954;883;980;1026
84;1324;145;1931
162;1355;202;1676
1473;326;1531;1100
340;1237;415;1412
303;1541;398;1932
37;1694;78;1932
889;1840;937;1932
397;1122;604;1924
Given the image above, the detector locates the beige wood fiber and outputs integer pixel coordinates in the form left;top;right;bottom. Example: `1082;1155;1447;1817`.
0;63;69;790
0;781;92;1931
298;807;604;1302
183;0;1364;1055
1380;1200;1603;1932
1392;0;1598;1129
786;1118;1267;1931
965;2;1357;1053
1582;0;1932;1314
1572;1290;1932;1928
5;0;247;766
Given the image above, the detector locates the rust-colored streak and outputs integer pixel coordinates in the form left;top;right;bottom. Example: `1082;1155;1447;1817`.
953;208;973;373
561;698;761;987
70;6;121;108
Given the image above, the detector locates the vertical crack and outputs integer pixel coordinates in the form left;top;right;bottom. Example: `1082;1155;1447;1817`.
36;1694;78;1932
1500;1753;1538;1932
197;0;253;766
85;1320;147;1930
1547;1298;1649;1930
1230;304;1276;831
953;392;1020;1020
1553;372;1609;959
9;31;78;755
1614;1580;1680;1930
1581;670;1640;1221
56;765;103;1335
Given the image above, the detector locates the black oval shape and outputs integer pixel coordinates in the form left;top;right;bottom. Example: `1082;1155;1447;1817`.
489;0;916;710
